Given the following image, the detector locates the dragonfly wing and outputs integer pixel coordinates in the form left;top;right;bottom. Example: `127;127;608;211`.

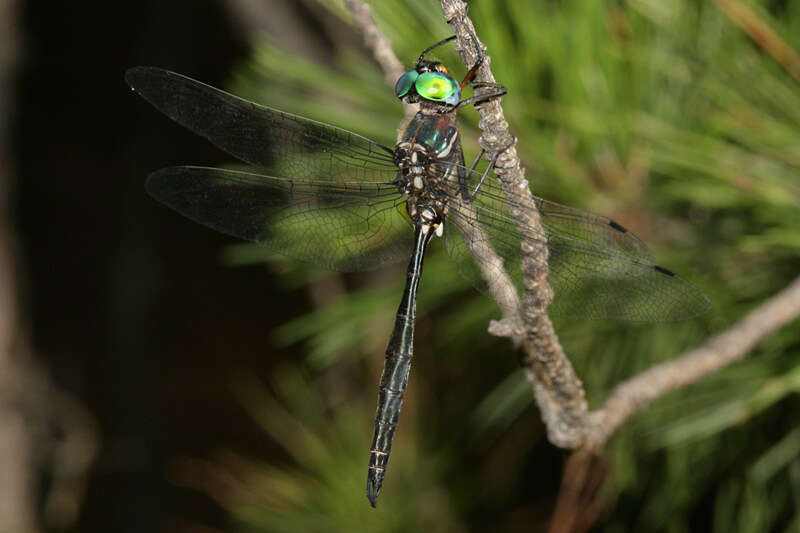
443;171;710;322
443;196;532;315
126;67;398;181
148;166;412;271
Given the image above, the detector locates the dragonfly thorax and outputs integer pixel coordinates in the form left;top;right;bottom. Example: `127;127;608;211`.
394;141;449;234
394;141;431;190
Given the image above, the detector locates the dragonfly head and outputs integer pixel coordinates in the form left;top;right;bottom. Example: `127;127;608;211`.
394;62;461;107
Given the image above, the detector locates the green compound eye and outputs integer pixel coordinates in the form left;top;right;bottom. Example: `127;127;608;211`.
394;70;419;98
415;72;459;105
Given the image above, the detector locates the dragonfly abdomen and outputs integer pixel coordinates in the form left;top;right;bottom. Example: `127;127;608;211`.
366;222;434;507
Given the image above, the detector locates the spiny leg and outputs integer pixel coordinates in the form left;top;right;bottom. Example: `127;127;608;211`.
462;136;517;202
455;85;508;110
417;35;456;64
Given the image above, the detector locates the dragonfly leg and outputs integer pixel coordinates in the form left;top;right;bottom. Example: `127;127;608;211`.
472;82;507;93
457;52;508;110
459;54;486;88
462;136;517;202
417;35;456;63
459;148;485;201
455;85;508;110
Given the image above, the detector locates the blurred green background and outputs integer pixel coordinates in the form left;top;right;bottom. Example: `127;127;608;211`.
14;0;800;531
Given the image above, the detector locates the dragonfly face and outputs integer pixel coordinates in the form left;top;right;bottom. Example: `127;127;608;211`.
394;61;461;107
395;35;466;109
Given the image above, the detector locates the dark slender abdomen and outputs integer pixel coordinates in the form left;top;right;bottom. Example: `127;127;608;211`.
366;224;434;507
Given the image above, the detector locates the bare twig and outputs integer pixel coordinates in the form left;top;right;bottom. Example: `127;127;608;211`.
439;0;587;447
343;0;405;87
548;451;607;533
450;196;521;314
586;273;800;449
343;0;419;122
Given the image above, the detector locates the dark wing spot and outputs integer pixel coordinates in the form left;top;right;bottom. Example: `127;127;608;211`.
609;220;628;233
653;265;676;277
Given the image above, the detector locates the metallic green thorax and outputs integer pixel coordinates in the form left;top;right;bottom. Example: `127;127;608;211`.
401;111;459;156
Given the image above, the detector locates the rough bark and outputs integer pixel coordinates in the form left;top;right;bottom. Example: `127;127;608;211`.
439;0;588;447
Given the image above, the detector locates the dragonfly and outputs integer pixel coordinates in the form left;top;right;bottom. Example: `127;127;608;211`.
126;36;710;507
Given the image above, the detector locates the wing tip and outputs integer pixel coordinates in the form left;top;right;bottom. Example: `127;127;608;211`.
144;166;183;197
125;65;156;91
125;66;184;95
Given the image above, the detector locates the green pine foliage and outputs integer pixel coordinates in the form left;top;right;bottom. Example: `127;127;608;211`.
207;0;800;530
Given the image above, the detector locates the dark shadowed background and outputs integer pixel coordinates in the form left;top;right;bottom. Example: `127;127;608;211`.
18;1;291;530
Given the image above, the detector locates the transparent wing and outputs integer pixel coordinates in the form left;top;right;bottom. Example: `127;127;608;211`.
441;164;710;322
147;166;411;271
127;67;709;320
125;67;398;181
127;67;412;270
